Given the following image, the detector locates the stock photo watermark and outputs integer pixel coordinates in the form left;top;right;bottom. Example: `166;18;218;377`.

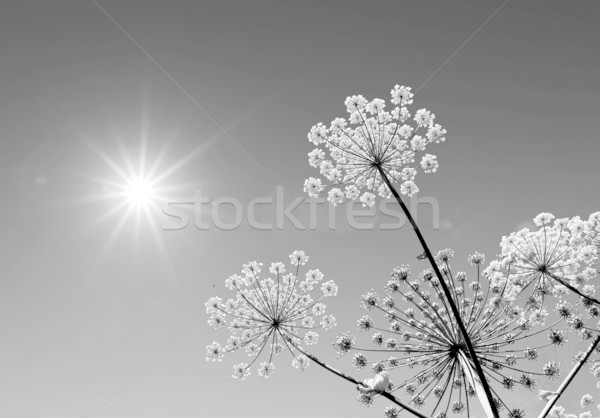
161;186;440;231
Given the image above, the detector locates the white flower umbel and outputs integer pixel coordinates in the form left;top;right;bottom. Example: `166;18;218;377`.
347;252;564;417
205;251;338;379
304;85;446;207
206;253;432;418
486;212;600;328
303;84;500;418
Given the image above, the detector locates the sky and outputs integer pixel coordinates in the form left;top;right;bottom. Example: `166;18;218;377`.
0;1;599;417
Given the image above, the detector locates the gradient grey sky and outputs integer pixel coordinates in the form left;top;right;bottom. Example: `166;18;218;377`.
1;1;599;417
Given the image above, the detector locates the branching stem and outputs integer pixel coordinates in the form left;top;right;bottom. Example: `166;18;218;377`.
377;166;500;418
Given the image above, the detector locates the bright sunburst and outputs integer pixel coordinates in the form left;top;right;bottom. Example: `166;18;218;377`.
90;140;170;225
74;128;216;268
123;176;157;208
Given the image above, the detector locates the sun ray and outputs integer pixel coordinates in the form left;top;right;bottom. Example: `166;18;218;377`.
145;137;173;181
92;204;136;267
152;133;219;184
82;199;131;233
74;134;213;271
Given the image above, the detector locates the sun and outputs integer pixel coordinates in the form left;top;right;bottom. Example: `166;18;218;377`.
64;107;220;273
80;132;215;248
124;177;157;208
79;137;195;247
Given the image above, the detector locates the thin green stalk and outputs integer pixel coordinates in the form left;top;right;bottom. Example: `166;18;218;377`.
538;334;600;418
377;166;500;418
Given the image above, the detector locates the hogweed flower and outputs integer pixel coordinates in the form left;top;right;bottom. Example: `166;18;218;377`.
548;406;565;418
303;84;446;207
206;253;430;418
346;251;564;417
205;251;338;379
547;405;594;418
580;211;600;246
574;211;600;282
485;212;600;327
303;84;500;417
508;409;526;418
580;394;594;408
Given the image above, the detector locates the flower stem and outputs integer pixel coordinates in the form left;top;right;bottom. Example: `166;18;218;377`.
377;166;500;418
548;272;600;306
537;334;600;418
289;340;430;418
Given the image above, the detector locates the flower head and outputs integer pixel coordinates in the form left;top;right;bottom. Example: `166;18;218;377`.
346;251;560;416
581;394;594;408
486;212;600;325
549;405;565;418
304;85;446;207
205;251;338;379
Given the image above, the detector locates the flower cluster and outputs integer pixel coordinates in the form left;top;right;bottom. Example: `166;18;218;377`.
549;397;600;418
342;250;563;416
303;85;447;207
485;212;600;334
574;211;600;271
205;251;338;379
